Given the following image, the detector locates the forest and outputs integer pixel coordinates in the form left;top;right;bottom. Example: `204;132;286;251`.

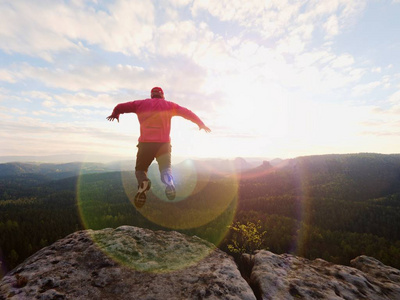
1;153;400;278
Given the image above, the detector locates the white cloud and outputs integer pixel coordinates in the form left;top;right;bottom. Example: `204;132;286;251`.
187;0;367;100
0;0;155;60
32;110;58;117
42;100;56;108
1;0;368;99
0;106;28;116
193;0;365;43
155;20;215;57
388;90;400;104
352;81;381;97
0;1;80;61
14;63;147;92
330;53;355;69
0;69;18;83
192;0;302;39
54;92;120;108
0;116;136;156
276;33;306;54
372;67;382;73
167;0;192;6
3;62;210;117
0;88;31;103
324;15;339;37
23;91;53;101
355;87;400;118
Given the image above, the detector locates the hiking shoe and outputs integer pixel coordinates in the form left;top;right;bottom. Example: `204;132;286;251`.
162;173;176;200
165;184;176;200
134;180;151;208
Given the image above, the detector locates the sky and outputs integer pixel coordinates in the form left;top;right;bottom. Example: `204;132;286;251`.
1;0;400;162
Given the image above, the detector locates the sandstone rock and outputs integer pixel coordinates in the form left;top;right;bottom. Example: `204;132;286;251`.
351;255;400;296
0;226;255;300
249;250;400;299
3;227;400;300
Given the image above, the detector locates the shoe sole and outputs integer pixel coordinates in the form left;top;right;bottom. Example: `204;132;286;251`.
134;180;151;208
165;185;176;200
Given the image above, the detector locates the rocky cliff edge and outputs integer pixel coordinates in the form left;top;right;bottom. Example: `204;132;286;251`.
1;226;400;300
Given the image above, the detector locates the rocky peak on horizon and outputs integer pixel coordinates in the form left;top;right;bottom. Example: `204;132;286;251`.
1;226;400;300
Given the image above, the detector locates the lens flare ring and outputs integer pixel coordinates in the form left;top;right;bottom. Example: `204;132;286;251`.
76;159;239;272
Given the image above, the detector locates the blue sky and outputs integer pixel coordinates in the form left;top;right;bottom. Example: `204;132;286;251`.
1;0;400;161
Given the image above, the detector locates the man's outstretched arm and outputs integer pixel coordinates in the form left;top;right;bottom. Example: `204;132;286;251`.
172;103;211;133
107;101;137;122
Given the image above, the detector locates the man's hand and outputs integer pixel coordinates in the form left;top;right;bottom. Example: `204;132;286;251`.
200;125;211;133
107;115;119;122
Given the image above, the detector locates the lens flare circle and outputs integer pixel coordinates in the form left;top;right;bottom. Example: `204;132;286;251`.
76;159;239;270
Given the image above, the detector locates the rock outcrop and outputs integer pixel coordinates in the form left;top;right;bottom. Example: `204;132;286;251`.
1;226;400;300
0;226;255;300
247;250;400;299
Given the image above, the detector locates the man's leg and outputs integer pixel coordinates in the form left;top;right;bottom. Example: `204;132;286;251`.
134;143;156;208
156;143;175;200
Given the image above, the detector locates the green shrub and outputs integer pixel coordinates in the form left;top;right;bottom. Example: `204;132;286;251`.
227;220;267;254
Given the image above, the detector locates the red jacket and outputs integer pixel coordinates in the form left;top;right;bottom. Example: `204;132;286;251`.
110;98;206;143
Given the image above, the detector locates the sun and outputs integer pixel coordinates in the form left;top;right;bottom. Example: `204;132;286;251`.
221;81;290;140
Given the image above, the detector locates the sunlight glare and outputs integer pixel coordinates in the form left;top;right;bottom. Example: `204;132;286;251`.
222;81;290;139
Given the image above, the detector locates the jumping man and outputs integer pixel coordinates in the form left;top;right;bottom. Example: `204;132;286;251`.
107;87;211;208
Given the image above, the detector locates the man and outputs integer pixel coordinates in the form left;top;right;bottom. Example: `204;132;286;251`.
107;87;211;208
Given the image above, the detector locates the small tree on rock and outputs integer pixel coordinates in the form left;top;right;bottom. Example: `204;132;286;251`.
227;220;267;255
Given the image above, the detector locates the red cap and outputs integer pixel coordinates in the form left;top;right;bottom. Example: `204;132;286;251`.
151;87;164;98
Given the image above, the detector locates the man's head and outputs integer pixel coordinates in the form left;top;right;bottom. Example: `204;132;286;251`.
151;87;164;99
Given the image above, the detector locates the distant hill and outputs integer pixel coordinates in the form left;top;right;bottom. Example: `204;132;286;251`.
0;162;110;180
0;154;132;164
0;161;136;181
0;157;267;181
173;157;261;175
242;153;400;201
2;154;399;196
